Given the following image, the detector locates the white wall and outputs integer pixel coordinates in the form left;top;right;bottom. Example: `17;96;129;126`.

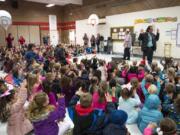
76;6;180;58
76;19;98;46
0;25;40;46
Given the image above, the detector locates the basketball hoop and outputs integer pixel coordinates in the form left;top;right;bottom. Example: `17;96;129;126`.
88;14;99;26
0;10;12;31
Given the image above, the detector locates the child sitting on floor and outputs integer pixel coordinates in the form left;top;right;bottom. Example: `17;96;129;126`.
144;118;177;135
42;80;57;107
126;61;138;83
162;94;180;133
138;94;163;133
141;74;161;100
92;81;117;110
102;110;130;135
27;73;42;101
118;87;141;124
68;88;124;135
0;80;33;135
27;92;66;135
162;83;177;116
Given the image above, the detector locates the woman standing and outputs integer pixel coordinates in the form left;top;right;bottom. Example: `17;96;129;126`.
18;36;25;49
123;31;132;60
6;33;14;50
90;35;96;49
83;33;89;48
96;34;100;53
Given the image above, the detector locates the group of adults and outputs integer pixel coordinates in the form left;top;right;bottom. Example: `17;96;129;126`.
6;25;160;65
83;26;160;65
5;33;25;49
5;34;49;50
122;25;160;65
83;33;108;53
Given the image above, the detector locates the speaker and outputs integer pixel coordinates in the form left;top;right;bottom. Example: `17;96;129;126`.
11;0;18;9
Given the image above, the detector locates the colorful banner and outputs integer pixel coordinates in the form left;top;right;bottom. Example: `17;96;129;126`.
135;17;177;24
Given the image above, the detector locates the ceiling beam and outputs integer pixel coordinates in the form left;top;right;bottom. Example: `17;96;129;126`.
25;0;82;5
62;0;82;5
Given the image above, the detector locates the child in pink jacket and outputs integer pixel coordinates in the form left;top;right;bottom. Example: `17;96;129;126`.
0;80;33;135
92;82;117;110
143;118;177;135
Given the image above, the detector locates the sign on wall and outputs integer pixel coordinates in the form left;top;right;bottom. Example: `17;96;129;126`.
135;17;177;24
110;26;134;41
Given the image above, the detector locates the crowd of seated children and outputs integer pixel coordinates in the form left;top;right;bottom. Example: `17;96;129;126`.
0;43;179;135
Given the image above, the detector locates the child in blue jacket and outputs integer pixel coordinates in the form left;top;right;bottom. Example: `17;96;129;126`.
137;94;163;133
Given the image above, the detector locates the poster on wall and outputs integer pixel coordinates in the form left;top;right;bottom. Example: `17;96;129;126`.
177;23;180;47
111;26;134;41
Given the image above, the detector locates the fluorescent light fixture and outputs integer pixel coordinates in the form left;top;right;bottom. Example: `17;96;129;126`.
0;0;6;2
46;4;55;7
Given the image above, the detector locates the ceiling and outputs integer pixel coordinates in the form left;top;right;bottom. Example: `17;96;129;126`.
25;0;83;6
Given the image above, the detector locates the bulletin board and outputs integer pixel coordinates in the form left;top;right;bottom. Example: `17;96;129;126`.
111;26;134;42
177;23;180;47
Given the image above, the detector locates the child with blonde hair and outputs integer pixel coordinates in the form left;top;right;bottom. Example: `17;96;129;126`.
27;73;42;101
167;67;176;83
27;92;66;135
148;84;158;94
141;74;161;100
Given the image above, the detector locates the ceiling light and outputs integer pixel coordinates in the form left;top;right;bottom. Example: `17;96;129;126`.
0;0;6;2
46;4;55;8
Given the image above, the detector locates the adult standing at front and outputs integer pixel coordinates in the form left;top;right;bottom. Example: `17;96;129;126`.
83;33;89;48
90;35;96;49
123;31;132;60
18;36;25;49
99;35;104;53
96;33;100;53
139;26;160;65
6;33;14;50
138;29;144;46
107;37;113;54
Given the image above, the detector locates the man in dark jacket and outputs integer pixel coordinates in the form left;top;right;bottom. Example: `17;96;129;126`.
96;34;101;53
138;26;160;65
